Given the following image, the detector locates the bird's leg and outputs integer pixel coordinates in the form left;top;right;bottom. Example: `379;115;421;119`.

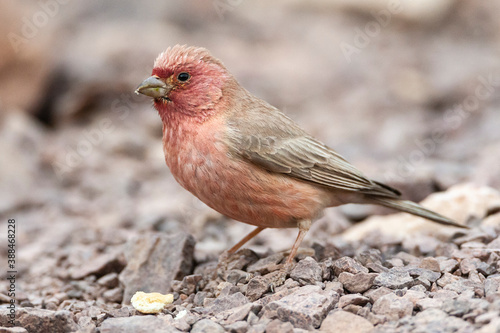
227;226;266;255
216;226;266;278
268;220;311;291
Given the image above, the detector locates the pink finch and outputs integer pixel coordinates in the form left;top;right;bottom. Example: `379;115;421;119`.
136;45;465;273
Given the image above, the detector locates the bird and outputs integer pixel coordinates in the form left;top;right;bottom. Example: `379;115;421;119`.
135;45;466;281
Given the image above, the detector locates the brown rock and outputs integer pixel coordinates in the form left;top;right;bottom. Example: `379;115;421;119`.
207;292;249;314
290;257;322;285
226;270;252;285
438;259;459;273
265;319;294;333
436;272;461;288
103;287;123;303
70;250;126;280
97;273;120;288
191;319;225;333
222;303;261;325
246;276;269;302
171;274;203;295
119;232;195;304
332;257;369;276
0;308;78;333
255;282;299;308
338;272;378;293
101;316;180;333
364;286;393;303
263;285;339;329
419;257;441;272
338;294;370;308
320;310;374;333
226;249;260;271
374;267;414;289
402;290;426;306
224;321;249;333
372;293;413;320
416;297;444;310
484;275;500;298
247;253;284;275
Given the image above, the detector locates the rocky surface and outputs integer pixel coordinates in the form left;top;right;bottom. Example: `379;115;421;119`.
1;0;500;332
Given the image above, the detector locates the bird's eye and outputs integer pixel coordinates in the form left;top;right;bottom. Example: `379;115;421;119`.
177;72;190;82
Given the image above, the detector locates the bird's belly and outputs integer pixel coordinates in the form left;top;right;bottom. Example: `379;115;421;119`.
167;143;330;228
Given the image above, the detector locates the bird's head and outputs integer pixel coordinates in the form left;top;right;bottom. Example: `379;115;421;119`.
136;45;232;124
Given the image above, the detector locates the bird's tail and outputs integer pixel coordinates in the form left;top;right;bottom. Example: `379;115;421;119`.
371;197;468;228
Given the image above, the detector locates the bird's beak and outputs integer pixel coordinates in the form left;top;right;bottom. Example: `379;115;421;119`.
135;76;173;99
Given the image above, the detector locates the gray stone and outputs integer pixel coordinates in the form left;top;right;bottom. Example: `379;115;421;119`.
416;297;444;310
372;293;413;320
338;272;377;293
319;310;374;333
226;249;260;271
265;319;294;333
402;290;426;306
70;250;126;280
407;267;441;282
418;257;441;272
247;323;266;333
191;319;224;333
324;281;344;294
207;292;249;314
477;262;496;276
226;270;252;285
443;277;484;297
338;294;370;308
475;311;500;325
224;320;249;333
290;257;322;285
460;258;481;275
374;267;414;289
365;263;388;273
364;287;393;303
436;272;461;288
103;287;123;303
413;308;474;332
263;285;339;329
356;249;383;266
119;232;195;304
246;276;269;301
97;272;120;288
0;308;78;333
171;274;203;295
484;275;500;298
332;257;368;276
222;303;261;325
247;253;284;275
441;298;471;316
438;258;459;273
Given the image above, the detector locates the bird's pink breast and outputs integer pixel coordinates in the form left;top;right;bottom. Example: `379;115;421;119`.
162;115;330;228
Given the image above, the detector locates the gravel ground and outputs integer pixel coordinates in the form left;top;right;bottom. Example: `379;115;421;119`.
1;1;500;332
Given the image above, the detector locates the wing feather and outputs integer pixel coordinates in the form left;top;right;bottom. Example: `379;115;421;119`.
226;92;400;198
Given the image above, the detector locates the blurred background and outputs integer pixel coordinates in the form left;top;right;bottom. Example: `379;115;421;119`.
0;0;499;282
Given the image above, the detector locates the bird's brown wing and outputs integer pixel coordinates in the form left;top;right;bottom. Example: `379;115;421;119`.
226;101;400;198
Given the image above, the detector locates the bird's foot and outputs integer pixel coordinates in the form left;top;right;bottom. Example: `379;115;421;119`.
266;263;294;292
